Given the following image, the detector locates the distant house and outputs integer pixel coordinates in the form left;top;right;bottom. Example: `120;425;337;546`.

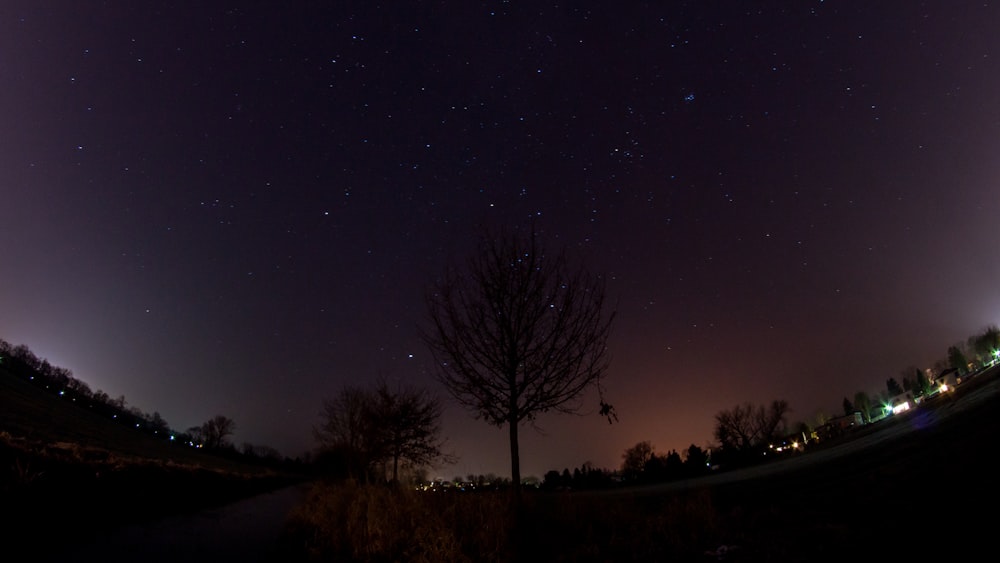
769;430;809;454
885;392;916;415
815;411;865;441
931;368;961;394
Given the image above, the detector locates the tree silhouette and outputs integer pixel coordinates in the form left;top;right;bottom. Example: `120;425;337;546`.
969;324;1000;368
914;368;931;397
842;397;854;416
661;449;683;480
315;381;447;483
197;415;235;449
684;444;710;476
314;385;381;480
149;411;170;435
621;441;654;482
713;400;790;464
886;377;904;397
948;344;969;374
422;227;616;491
853;391;874;423
369;379;448;483
543;469;563;489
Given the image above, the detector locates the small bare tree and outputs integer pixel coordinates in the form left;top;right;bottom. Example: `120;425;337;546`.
315;381;448;483
370;379;449;483
621;440;655;482
713;400;790;462
422;227;616;490
314;385;379;480
198;414;236;449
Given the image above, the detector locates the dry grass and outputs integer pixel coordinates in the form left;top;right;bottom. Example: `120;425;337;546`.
280;481;738;562
282;368;1000;562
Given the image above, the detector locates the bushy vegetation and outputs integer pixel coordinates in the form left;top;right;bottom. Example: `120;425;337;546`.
280;480;738;562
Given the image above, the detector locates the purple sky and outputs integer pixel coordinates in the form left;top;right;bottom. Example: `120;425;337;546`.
2;1;999;479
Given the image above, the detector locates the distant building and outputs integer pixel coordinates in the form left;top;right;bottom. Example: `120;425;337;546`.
769;430;809;454
885;392;916;415
931;368;961;394
815;411;865;441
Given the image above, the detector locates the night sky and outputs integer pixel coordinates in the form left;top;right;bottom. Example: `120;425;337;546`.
3;1;999;480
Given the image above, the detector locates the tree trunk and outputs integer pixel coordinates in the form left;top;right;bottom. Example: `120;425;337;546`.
508;418;521;491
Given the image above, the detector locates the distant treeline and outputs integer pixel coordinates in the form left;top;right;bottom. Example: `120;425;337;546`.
534;444;712;492
530;324;1000;489
413;445;712;493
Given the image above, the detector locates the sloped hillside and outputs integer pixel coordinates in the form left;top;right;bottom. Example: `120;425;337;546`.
1;366;303;550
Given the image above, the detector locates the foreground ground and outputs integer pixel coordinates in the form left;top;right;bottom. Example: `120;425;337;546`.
284;367;1000;562
0;368;304;556
5;365;998;561
621;364;1000;560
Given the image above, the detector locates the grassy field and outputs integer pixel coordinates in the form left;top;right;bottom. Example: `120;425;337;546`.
0;367;303;551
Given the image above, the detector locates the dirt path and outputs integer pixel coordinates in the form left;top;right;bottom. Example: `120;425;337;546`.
40;483;309;563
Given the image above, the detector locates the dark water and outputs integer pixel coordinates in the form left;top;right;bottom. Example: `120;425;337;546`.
40;483;309;563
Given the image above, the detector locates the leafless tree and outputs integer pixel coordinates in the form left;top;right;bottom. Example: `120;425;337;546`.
370;379;449;483
422;227;616;490
314;385;378;480
199;414;236;449
713;399;790;459
621;440;655;481
315;381;448;482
